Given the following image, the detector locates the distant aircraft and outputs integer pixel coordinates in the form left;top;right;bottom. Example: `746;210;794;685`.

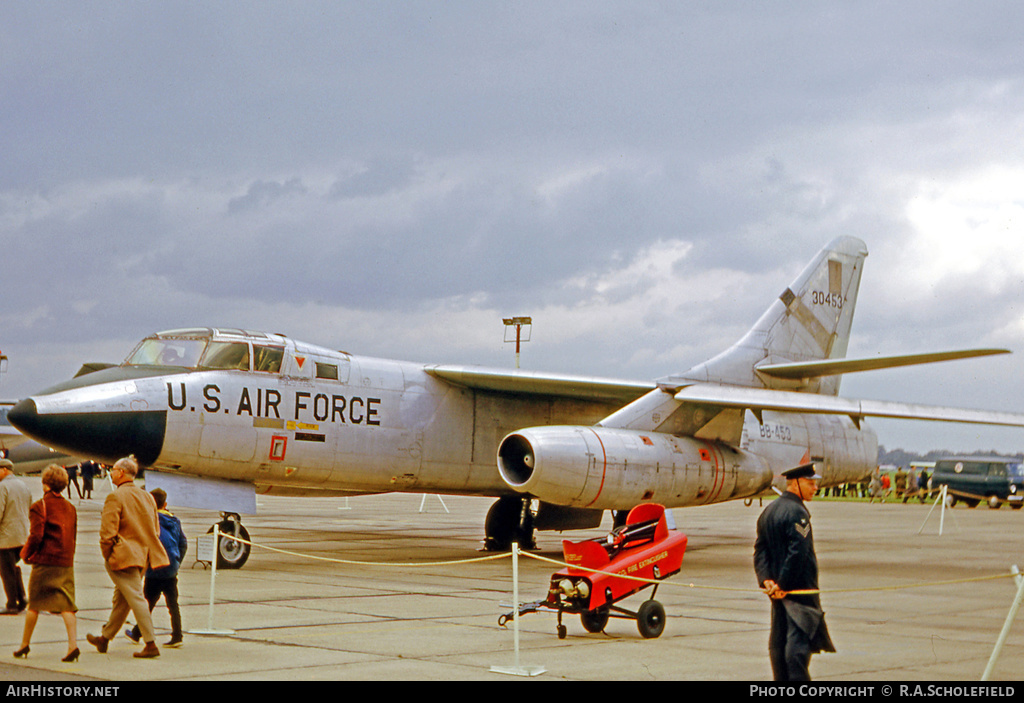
1;401;30;454
10;237;1024;568
4;438;79;475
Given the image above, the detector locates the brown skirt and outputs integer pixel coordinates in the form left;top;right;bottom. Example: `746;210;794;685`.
27;564;77;613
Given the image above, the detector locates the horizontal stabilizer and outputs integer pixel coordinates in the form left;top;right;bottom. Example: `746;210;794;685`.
426;365;654;404
673;384;1024;427
756;348;1010;380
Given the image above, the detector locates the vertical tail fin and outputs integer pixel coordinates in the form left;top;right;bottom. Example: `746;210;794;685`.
668;236;868;396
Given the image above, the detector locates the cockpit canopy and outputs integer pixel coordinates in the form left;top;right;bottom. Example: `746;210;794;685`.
125;328;286;374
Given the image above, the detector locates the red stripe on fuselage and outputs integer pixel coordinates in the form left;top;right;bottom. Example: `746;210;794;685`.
702;441;725;504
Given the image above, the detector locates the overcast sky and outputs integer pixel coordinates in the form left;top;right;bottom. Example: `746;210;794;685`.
3;2;1024;454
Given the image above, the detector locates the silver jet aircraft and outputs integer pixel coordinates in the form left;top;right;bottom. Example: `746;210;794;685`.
9;237;1024;568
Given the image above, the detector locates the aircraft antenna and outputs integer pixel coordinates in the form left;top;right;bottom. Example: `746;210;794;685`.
503;317;532;369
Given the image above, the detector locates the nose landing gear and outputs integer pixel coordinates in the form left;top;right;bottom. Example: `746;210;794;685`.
207;513;251;569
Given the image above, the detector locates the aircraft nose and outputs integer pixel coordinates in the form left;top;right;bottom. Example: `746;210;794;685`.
7;399;41;437
8;397;166;466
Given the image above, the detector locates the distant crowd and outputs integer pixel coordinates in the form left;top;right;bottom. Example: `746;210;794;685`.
817;466;932;503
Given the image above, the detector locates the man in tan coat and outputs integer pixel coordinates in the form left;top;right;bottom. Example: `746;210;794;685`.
87;456;169;658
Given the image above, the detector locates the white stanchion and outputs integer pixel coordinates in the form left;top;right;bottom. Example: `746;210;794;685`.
939;484;946;535
490;542;545;677
982;565;1024;680
188;524;235;636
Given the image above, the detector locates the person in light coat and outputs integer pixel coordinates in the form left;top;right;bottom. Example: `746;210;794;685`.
86;456;169;659
0;458;31;614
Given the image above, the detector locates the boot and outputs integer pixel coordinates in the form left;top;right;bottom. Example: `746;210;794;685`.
134;641;160;659
86;634;109;653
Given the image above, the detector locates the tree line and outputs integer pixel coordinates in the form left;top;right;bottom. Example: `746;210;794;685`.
878;445;1022;468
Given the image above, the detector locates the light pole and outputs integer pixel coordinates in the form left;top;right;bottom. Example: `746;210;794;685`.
502;317;532;369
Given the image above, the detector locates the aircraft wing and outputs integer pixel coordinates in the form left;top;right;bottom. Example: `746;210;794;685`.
672;383;1024;428
425;365;655;404
756;348;1010;380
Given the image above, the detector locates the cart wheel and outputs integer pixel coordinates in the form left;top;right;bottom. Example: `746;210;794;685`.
581;606;610;633
637;600;666;639
557;624;567;640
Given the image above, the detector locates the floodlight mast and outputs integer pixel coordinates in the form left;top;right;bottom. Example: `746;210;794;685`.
502;317;532;369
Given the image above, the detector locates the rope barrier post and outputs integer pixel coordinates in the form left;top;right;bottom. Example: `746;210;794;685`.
490;542;545;677
939;484;947;535
189;524;235;636
982;565;1024;681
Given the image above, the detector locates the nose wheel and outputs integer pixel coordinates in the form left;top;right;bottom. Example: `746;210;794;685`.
207;514;251;569
482;496;536;551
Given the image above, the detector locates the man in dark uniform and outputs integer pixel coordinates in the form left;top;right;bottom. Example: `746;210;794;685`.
753;463;835;680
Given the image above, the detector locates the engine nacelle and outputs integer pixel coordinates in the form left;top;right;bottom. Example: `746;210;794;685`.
497;426;773;511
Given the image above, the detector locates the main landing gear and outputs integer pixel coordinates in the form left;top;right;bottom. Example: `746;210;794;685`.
483;496;537;551
206;512;251;569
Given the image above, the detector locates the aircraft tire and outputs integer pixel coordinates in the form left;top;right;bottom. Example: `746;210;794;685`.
208;522;251;569
637;599;666;639
580;606;610;633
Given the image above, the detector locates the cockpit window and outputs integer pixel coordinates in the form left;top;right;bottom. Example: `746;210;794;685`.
253;345;284;373
126;338;207;368
200;342;251;371
315;362;339;380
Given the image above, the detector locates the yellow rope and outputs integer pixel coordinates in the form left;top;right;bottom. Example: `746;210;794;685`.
217;532;510;567
216;532;1018;594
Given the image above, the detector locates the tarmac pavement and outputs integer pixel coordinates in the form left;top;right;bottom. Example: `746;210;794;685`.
1;476;1023;683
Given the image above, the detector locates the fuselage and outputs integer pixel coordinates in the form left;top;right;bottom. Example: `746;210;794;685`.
9;328;875;508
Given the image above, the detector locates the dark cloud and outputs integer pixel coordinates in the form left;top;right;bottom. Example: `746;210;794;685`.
3;2;1024;453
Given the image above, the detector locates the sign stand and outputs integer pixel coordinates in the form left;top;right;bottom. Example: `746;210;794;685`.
419;493;450;513
491;542;546;677
917;485;950;536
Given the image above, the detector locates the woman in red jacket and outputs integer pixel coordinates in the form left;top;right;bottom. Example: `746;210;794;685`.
13;465;78;662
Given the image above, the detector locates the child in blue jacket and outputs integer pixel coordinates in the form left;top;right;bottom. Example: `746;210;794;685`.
127;488;188;647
